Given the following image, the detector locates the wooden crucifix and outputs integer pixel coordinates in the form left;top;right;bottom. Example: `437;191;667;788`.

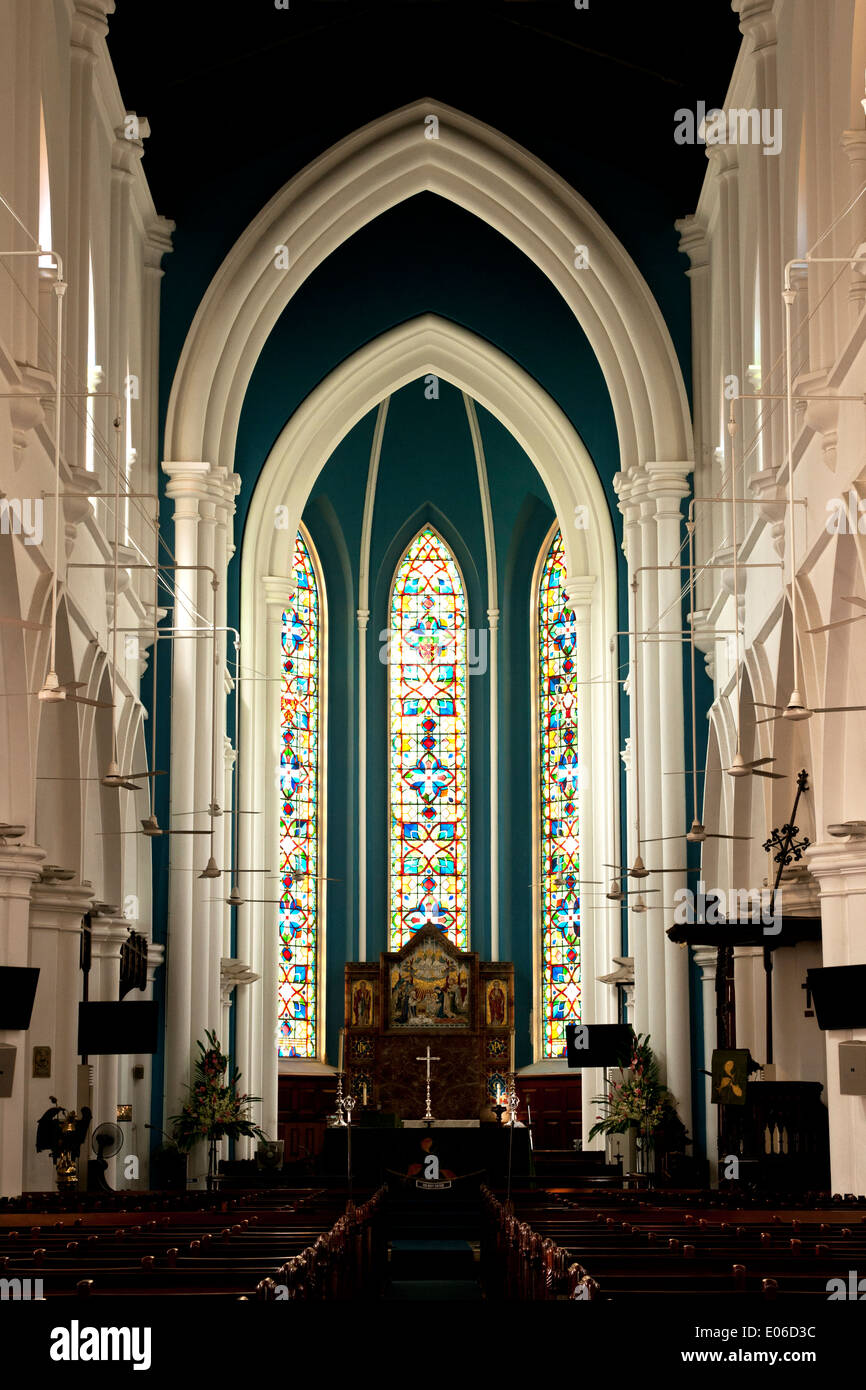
416;1044;440;1123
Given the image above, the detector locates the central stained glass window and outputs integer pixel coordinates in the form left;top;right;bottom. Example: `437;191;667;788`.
537;528;580;1058
278;529;322;1058
389;525;468;950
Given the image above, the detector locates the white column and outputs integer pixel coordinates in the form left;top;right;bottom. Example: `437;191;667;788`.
357;606;369;960
636;482;667;1069
0;842;46;1196
24;877;93;1191
735;0;781;456
129;937;164;1189
613;469;648;1036
841;130;866;323
733;945;766;1066
805;838;866;1195
140;220;174;504
648;461;692;1133
161;462;210;1125
693;945;720;1185
89;914;129;1189
487;606;500;959
65;1;113;474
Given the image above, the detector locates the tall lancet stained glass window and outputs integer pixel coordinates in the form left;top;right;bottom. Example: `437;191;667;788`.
538;528;580;1058
389;526;468;950
278;529;322;1058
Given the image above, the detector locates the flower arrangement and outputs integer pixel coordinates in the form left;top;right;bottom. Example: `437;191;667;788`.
588;1033;685;1146
170;1031;267;1161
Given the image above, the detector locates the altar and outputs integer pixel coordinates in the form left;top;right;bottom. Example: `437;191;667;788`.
321;1123;532;1184
342;924;515;1119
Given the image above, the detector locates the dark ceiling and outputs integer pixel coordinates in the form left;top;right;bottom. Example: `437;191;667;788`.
107;1;743;225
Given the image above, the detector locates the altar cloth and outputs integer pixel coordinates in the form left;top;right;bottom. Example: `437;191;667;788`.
403;1118;480;1128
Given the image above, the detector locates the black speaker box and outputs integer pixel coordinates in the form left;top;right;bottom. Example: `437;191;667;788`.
565;1023;634;1068
0;967;39;1029
77;1001;159;1055
806;965;866;1030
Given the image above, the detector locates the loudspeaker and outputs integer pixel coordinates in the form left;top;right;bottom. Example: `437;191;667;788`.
806;965;866;1030
77;1001;159;1055
565;1023;634;1068
839;1041;866;1095
0;967;39;1029
0;1045;17;1097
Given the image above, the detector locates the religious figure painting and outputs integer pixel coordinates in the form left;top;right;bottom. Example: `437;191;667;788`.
485;977;508;1027
388;935;470;1029
351;979;374;1028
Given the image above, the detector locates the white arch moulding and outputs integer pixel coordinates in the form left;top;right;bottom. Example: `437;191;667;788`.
237;315;621;1143
164;99;693;480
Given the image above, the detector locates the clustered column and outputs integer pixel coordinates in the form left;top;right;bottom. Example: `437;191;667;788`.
614;462;692;1134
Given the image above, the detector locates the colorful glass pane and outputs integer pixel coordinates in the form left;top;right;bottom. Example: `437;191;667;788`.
389;526;468;950
538;529;580;1058
278;530;321;1058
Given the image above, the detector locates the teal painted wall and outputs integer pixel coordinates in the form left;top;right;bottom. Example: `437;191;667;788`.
150;133;704;1145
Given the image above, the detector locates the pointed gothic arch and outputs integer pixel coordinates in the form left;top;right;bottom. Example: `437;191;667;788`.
164;100;692;480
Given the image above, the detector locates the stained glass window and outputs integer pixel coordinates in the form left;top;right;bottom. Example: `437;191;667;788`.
278;529;322;1058
389;526;468;950
537;528;580;1058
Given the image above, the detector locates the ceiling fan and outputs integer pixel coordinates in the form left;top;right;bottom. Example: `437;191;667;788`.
100;816;212;837
0;616;46;631
603;854;698;880
808;594;866;634
641;819;752;844
1;675;113;710
585;880;663;903
172;803;260;818
754;695;866;723
225;869;340;907
40;763;166;792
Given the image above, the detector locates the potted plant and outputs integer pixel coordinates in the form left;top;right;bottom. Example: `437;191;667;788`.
170;1031;267;1188
589;1033;687;1177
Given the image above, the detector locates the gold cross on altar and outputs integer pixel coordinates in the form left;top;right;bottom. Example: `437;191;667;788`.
416;1044;440;1122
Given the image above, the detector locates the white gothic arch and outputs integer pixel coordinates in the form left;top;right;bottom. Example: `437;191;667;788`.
164;99;693;479
237;317;620;1139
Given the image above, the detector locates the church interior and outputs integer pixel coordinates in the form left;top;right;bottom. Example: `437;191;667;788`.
1;0;866;1349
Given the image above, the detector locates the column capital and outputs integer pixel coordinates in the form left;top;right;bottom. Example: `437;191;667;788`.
674;214;709;273
706;144;739;178
733;0;777;47
146;940;165;987
144;217;175;273
644;460;693;505
162;461;213;506
486;607;500;630
806;837;866;888
70;1;114;56
563;576;596;609
841;129;866;162
261;574;296;610
0;842;47;895
89;915;132;959
691;945;719;977
29;879;94;932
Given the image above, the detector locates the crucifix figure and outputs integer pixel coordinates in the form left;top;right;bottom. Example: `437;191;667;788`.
416;1043;440;1123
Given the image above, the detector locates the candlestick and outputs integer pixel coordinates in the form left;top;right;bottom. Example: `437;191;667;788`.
509;1029;515;1072
362;1082;368;1107
334;1071;347;1126
337;1027;344;1072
